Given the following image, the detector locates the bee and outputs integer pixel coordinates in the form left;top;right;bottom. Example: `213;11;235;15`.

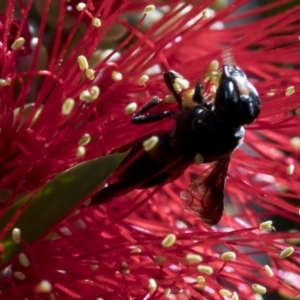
91;65;261;225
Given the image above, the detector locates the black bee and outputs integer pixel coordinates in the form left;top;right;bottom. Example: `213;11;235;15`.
91;65;261;225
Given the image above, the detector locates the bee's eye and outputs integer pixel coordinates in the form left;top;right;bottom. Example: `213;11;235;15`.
191;108;205;131
191;118;203;131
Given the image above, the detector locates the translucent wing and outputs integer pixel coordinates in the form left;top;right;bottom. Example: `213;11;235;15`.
181;156;231;225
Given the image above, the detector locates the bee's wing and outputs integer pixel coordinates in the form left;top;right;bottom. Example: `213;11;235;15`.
182;156;231;225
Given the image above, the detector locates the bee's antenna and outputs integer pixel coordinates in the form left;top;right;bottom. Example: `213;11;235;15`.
222;47;236;67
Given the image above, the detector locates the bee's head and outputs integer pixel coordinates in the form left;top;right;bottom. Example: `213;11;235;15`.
214;65;261;128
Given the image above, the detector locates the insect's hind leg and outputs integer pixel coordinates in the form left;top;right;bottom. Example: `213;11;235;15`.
91;180;129;205
132;96;172;124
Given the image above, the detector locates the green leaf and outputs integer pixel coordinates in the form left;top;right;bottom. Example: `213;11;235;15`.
0;153;126;265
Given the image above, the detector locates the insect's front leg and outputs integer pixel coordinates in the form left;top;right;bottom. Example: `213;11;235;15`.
164;70;186;108
132;96;172;124
193;82;206;106
165;71;209;109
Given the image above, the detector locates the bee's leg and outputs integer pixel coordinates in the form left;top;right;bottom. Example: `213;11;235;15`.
192;82;206;106
132;96;172;124
164;70;185;108
91;180;129;205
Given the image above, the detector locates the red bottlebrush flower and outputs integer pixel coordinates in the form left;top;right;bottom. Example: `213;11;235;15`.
0;0;300;299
